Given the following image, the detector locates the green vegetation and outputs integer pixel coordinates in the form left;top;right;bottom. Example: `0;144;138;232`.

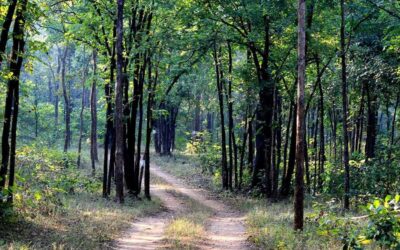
0;0;400;249
0;147;162;249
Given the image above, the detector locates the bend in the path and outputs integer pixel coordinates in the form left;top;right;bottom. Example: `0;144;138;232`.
115;164;250;250
152;164;251;250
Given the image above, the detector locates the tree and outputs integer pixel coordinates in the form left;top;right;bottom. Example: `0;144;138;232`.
90;49;99;171
0;0;28;203
114;0;125;203
340;0;351;210
294;0;306;231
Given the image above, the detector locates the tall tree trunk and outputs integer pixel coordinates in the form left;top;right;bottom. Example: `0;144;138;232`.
365;82;378;159
248;118;254;172
294;0;306;230
114;0;125;203
340;0;350;210
213;43;228;189
77;62;88;168
134;56;146;194
1;0;27;202
317;59;326;191
144;55;156;200
281;104;297;197
34;81;39;138
226;41;238;190
61;46;70;152
90;49;99;172
239;109;249;190
250;17;274;197
282;103;293;184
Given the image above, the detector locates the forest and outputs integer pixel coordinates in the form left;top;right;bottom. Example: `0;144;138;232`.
0;0;399;249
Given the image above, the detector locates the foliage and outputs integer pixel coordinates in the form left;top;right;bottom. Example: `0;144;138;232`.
1;145;100;218
185;131;221;174
312;195;400;249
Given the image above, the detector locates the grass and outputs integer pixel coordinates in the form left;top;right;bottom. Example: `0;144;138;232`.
0;146;163;250
0;188;162;250
163;189;213;249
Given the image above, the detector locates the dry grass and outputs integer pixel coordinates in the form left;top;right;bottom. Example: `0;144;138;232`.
163;190;213;249
0;191;162;249
0;147;163;250
246;202;343;250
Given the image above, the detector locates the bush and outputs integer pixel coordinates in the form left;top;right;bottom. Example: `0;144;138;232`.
312;195;400;249
1;145;100;218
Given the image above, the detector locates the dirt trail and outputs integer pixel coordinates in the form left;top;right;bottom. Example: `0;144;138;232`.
114;164;250;250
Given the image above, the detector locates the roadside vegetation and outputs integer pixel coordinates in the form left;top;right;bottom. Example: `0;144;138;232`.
155;148;400;249
0;146;162;249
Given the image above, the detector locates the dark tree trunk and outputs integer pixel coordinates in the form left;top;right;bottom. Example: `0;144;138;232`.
77;62;88;168
102;25;117;198
226;41;237;190
294;0;306;230
144;54;156;200
126;60;140;193
317;59;326;191
282;103;293;184
340;0;350;210
250;17;274;198
34;81;39;138
194;94;201;132
281;104;297;197
1;0;27;202
114;0;125;203
213;43;228;189
61;46;70;153
272;93;282;198
90;50;99;172
134;53;148;194
239;109;249;190
365;82;378;159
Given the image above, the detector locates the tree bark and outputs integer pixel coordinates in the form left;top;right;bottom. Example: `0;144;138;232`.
294;0;306;231
61;46;70;153
1;0;27;202
114;0;125;203
90;49;99;172
365;81;378;159
281;104;297;197
77;61;88;168
213;43;228;189
340;0;350;210
144;54;156;199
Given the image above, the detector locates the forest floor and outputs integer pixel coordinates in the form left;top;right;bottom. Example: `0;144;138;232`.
114;164;251;250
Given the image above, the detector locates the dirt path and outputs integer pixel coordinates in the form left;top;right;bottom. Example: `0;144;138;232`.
114;165;250;250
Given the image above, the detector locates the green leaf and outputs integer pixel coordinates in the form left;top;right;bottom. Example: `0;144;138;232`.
373;200;381;208
34;191;42;201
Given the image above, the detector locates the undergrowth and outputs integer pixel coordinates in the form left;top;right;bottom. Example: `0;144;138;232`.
0;145;162;249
